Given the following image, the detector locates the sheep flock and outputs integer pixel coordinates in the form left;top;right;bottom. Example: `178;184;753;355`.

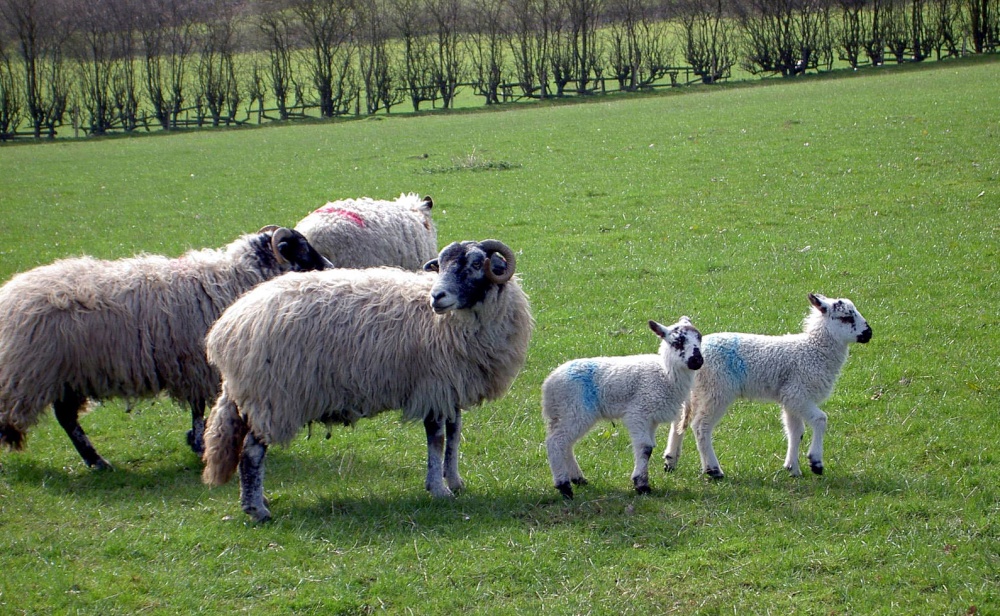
0;191;874;521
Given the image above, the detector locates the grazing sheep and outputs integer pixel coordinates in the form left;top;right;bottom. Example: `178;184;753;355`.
663;293;873;479
294;193;437;270
0;227;331;470
542;317;704;499
201;239;533;522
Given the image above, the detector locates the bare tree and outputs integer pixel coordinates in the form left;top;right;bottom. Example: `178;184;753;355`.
467;0;508;104
197;5;242;127
292;0;357;118
0;0;72;138
0;31;23;139
356;0;404;113
507;0;554;98
138;0;199;130
73;0;120;135
256;0;297;120
738;0;831;77
929;0;963;57
680;0;738;82
389;0;438;111
562;0;603;93
606;0;675;91
863;0;888;64
966;0;998;52
427;0;465;108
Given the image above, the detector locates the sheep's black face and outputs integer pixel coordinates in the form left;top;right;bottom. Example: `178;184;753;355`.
426;241;505;314
276;229;333;272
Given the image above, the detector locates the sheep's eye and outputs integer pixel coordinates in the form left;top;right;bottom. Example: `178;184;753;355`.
837;315;856;325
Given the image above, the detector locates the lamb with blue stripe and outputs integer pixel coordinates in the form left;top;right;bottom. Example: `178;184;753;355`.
542;317;703;499
663;293;873;479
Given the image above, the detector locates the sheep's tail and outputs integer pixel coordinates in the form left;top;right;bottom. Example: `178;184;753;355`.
201;388;248;486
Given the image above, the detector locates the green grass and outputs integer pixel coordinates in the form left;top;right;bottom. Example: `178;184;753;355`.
1;56;998;615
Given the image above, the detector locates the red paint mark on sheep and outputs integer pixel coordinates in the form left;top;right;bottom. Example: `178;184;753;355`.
313;206;366;228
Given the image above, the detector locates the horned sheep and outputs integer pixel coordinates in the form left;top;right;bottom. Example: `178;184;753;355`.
542;317;704;499
663;293;873;479
294;193;437;270
201;239;533;522
0;227;331;470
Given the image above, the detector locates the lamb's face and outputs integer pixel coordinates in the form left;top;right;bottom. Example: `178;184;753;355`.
649;317;704;370
424;241;513;314
809;293;873;343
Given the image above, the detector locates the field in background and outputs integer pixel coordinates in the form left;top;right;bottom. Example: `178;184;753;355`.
0;57;998;614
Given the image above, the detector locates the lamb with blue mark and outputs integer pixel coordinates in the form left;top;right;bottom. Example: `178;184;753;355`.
542;317;703;499
663;293;873;479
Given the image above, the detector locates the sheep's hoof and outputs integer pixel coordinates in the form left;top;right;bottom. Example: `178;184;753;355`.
664;457;676;473
571;477;588;486
186;429;205;455
556;482;574;499
88;457;114;471
426;483;456;498
243;504;272;523
704;467;725;480
446;477;466;494
785;464;803;477
634;483;652;495
809;459;824;475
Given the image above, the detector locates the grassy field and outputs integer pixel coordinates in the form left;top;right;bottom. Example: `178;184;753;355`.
0;56;998;614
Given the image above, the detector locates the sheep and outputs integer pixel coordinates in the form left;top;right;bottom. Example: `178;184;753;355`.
294;193;437;270
0;227;332;470
663;293;873;479
201;239;533;522
542;317;704;499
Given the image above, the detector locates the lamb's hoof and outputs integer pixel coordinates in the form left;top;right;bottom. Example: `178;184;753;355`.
426;483;456;498
556;482;574;500
186;429;205;455
634;484;652;495
809;459;824;475
785;464;803;477
704;467;725;480
88;457;114;471
571;477;588;486
243;504;272;523
664;457;676;473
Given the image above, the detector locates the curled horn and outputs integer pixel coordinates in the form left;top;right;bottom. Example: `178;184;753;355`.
269;227;294;265
479;239;516;284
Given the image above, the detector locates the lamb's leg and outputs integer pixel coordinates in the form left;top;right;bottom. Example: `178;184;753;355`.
54;390;112;470
443;410;465;494
424;416;453;498
544;413;592;499
663;401;691;472
625;417;657;494
186;398;206;456
781;407;806;476
690;396;728;479
239;431;271;522
800;403;827;475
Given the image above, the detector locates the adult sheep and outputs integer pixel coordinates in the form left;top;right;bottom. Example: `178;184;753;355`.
294;193;437;270
543;317;703;499
0;227;331;470
663;293;873;479
202;239;533;522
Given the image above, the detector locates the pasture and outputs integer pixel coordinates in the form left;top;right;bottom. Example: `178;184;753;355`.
0;56;998;614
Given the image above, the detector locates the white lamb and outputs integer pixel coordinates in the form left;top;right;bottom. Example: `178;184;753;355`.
542;317;704;499
663;293;873;479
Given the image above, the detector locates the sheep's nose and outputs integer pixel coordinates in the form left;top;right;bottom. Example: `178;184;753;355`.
688;349;704;370
857;326;873;343
430;291;454;314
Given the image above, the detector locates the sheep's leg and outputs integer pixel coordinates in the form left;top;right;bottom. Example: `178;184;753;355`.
443;411;465;494
544;414;592;499
54;391;112;470
663;401;690;472
690;398;727;479
238;431;271;522
781;407;806;476
186;398;206;456
423;416;453;498
625;417;657;495
800;403;827;475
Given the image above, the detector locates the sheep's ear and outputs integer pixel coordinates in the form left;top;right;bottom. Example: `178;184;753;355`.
649;320;669;339
420;195;433;210
678;316;692;326
423;258;440;272
808;293;829;313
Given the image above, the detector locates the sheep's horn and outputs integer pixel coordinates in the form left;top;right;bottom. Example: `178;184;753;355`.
479;239;516;284
270;227;294;265
257;224;280;233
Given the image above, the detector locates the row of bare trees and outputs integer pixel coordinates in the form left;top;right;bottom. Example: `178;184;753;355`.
0;0;996;139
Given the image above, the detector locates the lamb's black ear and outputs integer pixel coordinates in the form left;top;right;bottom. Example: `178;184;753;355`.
423;258;440;272
273;228;330;271
421;195;433;210
808;293;828;313
649;320;668;338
